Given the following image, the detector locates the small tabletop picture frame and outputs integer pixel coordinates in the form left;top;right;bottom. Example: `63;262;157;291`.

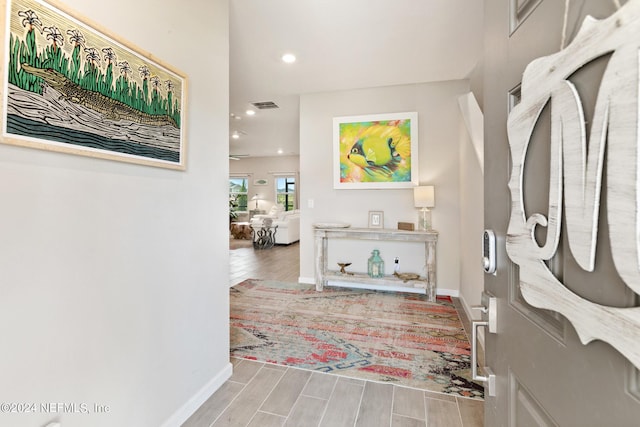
368;211;384;228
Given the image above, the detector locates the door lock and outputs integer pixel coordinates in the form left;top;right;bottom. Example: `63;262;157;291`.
483;230;497;274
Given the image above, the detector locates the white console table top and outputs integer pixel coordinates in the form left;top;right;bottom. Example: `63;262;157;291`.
314;227;438;240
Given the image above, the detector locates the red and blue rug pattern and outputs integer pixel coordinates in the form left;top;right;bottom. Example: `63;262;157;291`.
230;279;484;399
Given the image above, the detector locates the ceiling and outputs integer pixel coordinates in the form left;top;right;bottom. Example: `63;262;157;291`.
229;0;483;159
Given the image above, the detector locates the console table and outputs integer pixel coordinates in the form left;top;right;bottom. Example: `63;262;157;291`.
314;227;438;298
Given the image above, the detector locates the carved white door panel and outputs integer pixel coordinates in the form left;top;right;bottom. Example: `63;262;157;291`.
484;0;640;425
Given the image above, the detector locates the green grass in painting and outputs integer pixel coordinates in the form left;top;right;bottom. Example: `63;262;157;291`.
7;28;181;128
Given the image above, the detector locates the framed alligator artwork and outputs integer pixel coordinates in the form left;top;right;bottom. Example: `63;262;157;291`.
0;0;187;170
333;112;419;189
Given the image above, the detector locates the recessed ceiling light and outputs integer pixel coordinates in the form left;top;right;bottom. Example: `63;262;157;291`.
231;133;240;140
277;149;283;154
282;53;296;64
246;110;256;116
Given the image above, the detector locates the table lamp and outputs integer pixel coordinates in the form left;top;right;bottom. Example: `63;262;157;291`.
251;194;261;209
414;186;435;230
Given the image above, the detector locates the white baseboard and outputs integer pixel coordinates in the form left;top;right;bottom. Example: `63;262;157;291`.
437;288;459;298
298;276;315;285
161;362;233;427
459;294;484;348
458;293;474;321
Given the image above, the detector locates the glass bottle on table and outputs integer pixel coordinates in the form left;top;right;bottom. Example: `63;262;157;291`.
367;249;385;278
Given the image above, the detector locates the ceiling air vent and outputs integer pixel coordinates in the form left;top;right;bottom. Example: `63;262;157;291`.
251;101;279;110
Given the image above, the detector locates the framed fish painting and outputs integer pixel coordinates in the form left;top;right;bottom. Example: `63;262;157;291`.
333;112;418;189
0;0;187;170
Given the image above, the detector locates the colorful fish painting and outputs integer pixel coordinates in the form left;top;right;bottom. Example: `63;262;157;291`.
334;112;418;189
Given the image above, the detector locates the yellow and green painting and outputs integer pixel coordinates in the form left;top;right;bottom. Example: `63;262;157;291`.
334;112;418;189
1;0;187;169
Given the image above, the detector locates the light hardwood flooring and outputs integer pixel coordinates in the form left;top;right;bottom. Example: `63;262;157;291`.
184;238;484;426
229;238;300;286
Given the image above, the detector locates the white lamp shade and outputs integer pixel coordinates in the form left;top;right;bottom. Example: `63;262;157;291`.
414;186;435;208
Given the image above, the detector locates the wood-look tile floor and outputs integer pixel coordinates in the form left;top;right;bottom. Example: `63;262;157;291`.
188;237;485;427
183;358;483;427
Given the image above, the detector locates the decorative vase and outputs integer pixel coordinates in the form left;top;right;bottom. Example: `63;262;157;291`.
367;249;385;278
418;207;432;231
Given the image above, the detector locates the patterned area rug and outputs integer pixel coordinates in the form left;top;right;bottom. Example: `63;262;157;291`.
230;279;484;399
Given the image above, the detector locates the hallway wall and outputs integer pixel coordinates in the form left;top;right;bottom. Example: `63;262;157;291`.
0;1;230;426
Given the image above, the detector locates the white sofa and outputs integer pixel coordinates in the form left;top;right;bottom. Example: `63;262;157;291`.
250;206;300;245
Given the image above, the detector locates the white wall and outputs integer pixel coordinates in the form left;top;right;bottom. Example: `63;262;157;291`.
0;1;230;426
458;110;485;314
456;91;485;318
229;155;299;218
299;81;471;295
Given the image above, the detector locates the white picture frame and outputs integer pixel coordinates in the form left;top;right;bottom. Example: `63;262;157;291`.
333;112;419;189
368;211;384;228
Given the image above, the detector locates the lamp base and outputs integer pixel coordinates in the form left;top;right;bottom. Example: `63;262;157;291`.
417;208;432;231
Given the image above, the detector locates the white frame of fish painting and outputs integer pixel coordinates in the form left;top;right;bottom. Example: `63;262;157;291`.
0;0;188;170
333;111;419;189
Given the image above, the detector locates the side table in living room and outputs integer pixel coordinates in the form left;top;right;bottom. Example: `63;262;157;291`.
251;224;278;249
230;222;252;239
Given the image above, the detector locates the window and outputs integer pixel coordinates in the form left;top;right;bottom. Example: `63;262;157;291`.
229;177;248;212
275;176;296;211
